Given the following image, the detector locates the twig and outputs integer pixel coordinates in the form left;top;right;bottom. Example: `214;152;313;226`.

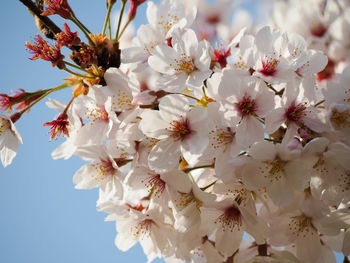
18;0;61;36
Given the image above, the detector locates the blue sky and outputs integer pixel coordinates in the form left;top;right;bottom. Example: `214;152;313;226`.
0;1;344;263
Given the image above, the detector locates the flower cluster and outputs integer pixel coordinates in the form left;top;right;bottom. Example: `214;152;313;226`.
2;0;350;262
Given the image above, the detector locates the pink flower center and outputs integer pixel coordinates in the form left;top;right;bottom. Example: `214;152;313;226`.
215;206;242;232
142;174;166;198
259;58;279;77
235;95;257;117
168;118;192;141
285;103;307;123
43;113;69;140
91;159;117;182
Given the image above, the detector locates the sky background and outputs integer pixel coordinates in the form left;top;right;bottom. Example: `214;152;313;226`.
0;1;344;263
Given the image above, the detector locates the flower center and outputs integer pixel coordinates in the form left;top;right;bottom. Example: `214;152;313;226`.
174;54;195;74
168;117;192;141
132;219;153;238
259;58;279;76
289;215;315;237
158;13;179;33
215;206;242;232
330;109;350;130
91;159;116;182
209;126;235;150
235;95;257;117
87;104;109;123
285;102;307;123
0;118;10;136
141;174;166;198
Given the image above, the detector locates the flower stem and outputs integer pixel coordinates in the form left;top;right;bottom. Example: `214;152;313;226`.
70;17;95;46
115;0;127;40
102;1;114;36
200;180;217;191
314;99;325;108
20;83;69;115
117;18;132;40
184;164;214;173
63;68;96;79
63;61;98;76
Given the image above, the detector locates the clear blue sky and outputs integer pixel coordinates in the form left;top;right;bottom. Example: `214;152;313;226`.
0;1;344;263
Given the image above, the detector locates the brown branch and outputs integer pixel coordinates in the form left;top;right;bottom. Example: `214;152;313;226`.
19;0;61;36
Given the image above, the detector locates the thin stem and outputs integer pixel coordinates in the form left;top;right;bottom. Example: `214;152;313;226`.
173;93;200;102
115;0;127;40
314;99;325;108
184;164;214;173
72;14;91;34
201;180;217;191
18;0;61;35
20;83;69;114
70;17;95;46
63;61;98;76
63;68;96;79
102;1;114;36
63;96;75;115
108;12;112;39
117;18;132;40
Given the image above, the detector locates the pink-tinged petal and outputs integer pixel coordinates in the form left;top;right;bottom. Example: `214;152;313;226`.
282;122;298;145
240;206;268;244
214;153;237;183
73;165;97;190
121;47;148;63
187;70;211;88
1;144;18;168
99;176;124;201
158;94;189;122
241;161;269;190
148;45;178;74
148;140;181;173
285;160;310;190
192;183;217;207
173;28;198;56
218;68;241;100
324;142;350;170
236;117;264;147
265;108;286;134
51;139;76;160
146;1;158;27
215;226;243;257
255;26;274;54
255;84;275;117
295;233;329;263
194;40;211;72
157;72;188;93
139;110;170;139
161;170;192;193
249;141;277;161
267;176;294;206
300;50;328;75
115;229;138;251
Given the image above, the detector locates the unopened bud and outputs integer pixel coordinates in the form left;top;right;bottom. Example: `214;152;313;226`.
128;0;146;20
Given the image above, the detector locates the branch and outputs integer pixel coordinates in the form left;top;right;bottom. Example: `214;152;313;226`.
19;0;61;36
